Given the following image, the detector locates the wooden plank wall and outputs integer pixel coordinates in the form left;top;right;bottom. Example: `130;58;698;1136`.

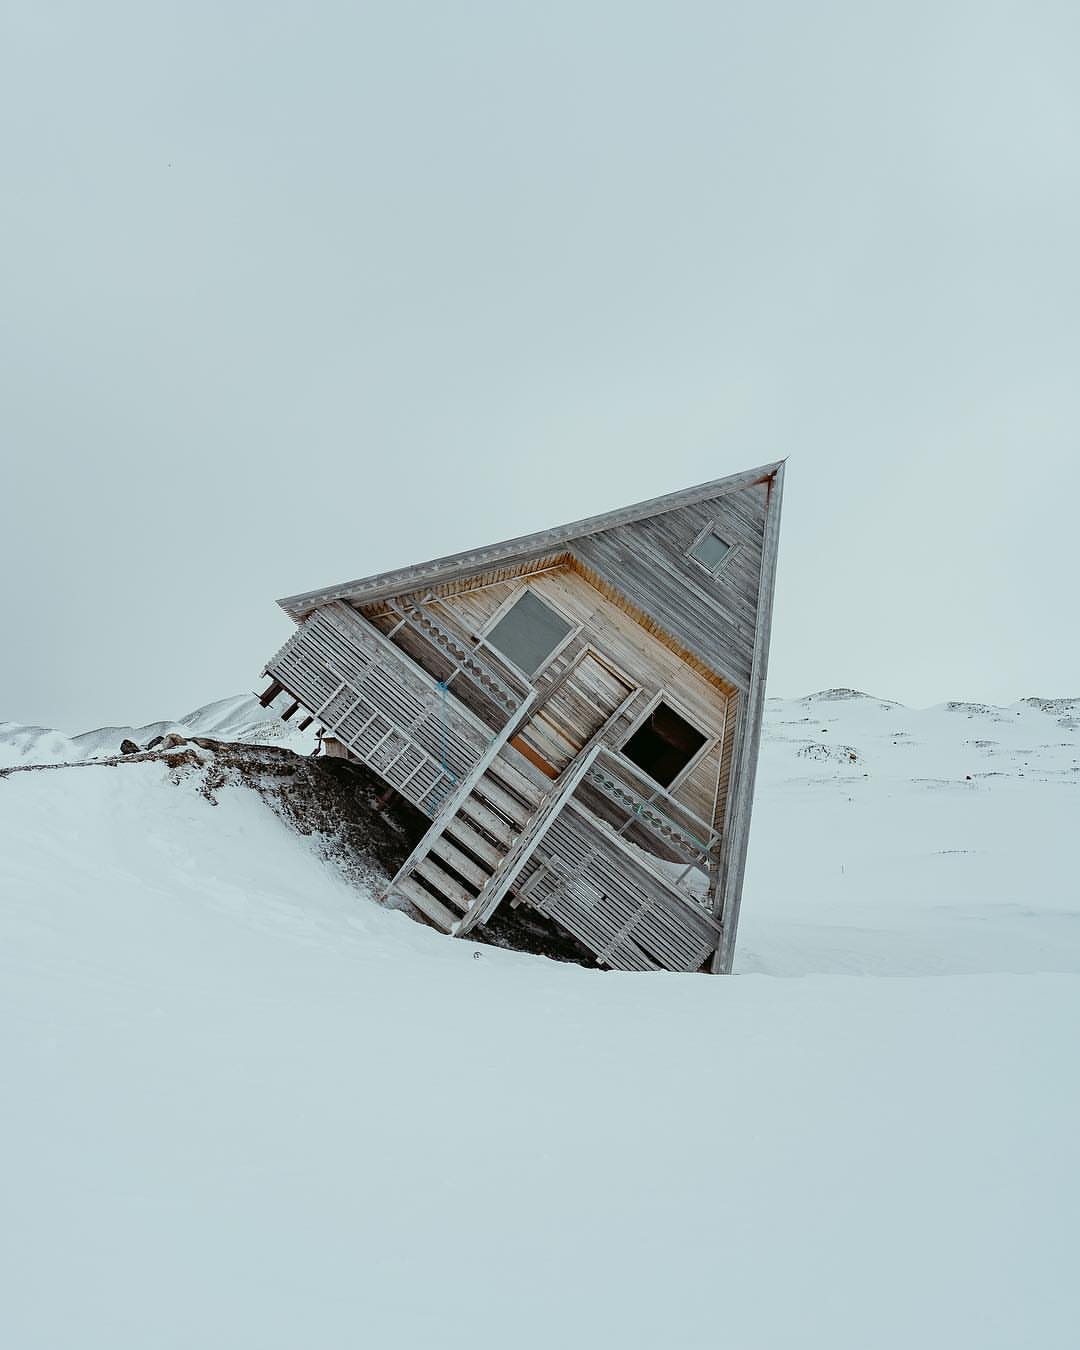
711;465;785;970
572;482;767;690
264;603;487;818
365;568;738;834
519;804;721;972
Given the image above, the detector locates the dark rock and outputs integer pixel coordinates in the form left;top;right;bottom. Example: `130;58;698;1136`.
120;739;140;756
145;735;164;751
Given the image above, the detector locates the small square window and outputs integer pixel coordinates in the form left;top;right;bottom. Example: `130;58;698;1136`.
621;701;707;788
688;527;732;576
485;589;573;677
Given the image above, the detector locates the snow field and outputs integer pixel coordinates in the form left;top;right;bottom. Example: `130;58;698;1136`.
1;691;1078;1348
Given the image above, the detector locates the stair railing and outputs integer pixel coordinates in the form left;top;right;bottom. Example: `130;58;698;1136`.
382;688;538;912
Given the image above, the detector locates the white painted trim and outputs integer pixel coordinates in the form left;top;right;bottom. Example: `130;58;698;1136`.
475;583;582;682
559;642;639;705
711;460;785;971
686;518;741;580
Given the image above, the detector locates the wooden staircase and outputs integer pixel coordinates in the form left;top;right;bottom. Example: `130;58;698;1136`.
387;747;545;931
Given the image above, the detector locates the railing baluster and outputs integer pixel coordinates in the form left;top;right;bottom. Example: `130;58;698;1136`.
386;598;526;718
574;748;721;908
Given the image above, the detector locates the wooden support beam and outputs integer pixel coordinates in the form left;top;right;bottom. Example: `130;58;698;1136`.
710;462;785;973
258;679;283;708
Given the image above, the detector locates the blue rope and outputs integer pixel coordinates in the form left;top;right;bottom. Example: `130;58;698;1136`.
430;679;459;811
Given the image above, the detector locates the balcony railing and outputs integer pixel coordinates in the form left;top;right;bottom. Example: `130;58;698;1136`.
384;597;530;725
263;601;494;816
514;797;722;972
570;747;721;907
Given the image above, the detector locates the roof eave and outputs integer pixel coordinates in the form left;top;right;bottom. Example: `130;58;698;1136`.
276;459;785;619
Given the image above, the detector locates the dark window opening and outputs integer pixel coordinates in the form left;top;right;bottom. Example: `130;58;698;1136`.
620;701;707;788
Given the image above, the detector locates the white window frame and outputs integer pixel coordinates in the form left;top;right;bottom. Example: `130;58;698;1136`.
475;584;582;683
615;688;718;795
531;642;642;726
686;519;739;579
556;644;638;707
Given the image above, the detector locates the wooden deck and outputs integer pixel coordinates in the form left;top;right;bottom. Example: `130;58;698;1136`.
516;803;721;972
263;601;492;816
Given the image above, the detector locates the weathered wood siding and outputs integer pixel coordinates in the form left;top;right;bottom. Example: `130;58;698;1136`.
264;602;487;817
365;566;736;834
521;653;634;773
572;481;767;691
517;803;721;971
268;465;782;969
711;466;784;970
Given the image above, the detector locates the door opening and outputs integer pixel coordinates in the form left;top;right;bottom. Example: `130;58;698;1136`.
512;652;634;777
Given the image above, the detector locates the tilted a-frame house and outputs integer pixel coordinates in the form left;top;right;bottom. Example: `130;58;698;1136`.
259;460;783;973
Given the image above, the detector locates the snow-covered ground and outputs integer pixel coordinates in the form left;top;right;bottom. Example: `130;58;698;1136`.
743;690;1080;976
0;692;314;768
2;691;1078;1348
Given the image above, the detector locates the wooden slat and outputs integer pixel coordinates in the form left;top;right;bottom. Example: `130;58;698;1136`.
471;775;532;828
429;835;492;890
444;816;505;869
458;795;518;849
415;858;476;912
393;877;459;932
486;749;545;806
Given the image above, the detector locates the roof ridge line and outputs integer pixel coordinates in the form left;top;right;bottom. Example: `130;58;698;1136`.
277;459;784;615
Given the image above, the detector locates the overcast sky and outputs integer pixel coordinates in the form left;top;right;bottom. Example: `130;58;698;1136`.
3;1;1078;732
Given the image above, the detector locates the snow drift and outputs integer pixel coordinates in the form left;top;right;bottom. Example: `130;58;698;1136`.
1;690;1078;1348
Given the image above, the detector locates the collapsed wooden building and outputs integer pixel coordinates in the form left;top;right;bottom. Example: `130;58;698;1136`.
258;460;783;973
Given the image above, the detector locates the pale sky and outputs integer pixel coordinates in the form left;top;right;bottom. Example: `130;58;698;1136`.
3;1;1078;732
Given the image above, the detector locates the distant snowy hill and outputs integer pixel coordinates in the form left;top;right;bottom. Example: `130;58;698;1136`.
2;689;1078;1348
0;692;315;767
741;688;1080;974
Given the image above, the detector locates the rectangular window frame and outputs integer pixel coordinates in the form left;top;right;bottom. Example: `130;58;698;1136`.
529;641;640;721
686;520;739;579
615;688;719;795
475;583;582;683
